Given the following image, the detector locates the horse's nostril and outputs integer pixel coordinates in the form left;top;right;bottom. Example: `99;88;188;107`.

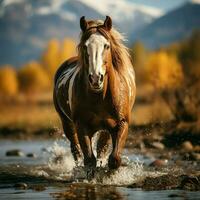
100;74;103;82
88;74;93;84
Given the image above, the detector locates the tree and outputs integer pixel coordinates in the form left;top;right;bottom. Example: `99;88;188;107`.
18;61;50;94
41;38;77;81
145;51;197;122
41;39;60;79
146;51;183;89
60;38;76;64
0;65;18;96
179;30;200;80
132;41;148;83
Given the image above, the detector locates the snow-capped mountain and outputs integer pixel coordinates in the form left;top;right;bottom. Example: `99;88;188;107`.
0;0;163;66
131;1;200;49
79;0;163;21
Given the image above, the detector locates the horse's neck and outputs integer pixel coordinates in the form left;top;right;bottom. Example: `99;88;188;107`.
106;64;120;98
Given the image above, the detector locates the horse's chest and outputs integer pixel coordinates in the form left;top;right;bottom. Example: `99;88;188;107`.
75;101;116;128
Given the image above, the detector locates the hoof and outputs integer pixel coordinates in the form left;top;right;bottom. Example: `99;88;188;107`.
84;156;96;180
84;156;97;169
108;155;121;170
86;168;95;180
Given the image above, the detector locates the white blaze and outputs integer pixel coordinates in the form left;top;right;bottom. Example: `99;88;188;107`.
85;33;109;76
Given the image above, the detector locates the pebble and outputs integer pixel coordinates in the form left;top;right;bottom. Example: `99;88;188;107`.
149;159;168;167
182;152;200;161
190;153;200;161
41;148;48;152
14;182;28;190
168;194;184;198
159;152;172;159
26;153;37;158
30;185;46;191
193;145;200;152
6;149;24;157
151;142;165;150
182;141;193;151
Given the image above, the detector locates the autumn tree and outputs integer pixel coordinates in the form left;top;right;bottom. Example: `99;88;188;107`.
145;51;197;122
179;30;200;80
41;38;77;81
132;41;148;83
146;51;183;89
0;65;18;97
60;38;76;64
41;39;60;79
18;61;50;94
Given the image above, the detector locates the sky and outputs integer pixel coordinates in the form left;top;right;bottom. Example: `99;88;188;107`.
128;0;189;12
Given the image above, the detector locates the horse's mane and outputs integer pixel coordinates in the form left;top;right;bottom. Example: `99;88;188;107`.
77;20;133;73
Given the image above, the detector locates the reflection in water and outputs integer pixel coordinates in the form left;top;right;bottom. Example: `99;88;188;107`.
51;184;124;200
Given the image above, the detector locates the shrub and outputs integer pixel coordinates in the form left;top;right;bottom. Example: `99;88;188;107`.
0;65;18;96
18;61;50;93
145;51;184;89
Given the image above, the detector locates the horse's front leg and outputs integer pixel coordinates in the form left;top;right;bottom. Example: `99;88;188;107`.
108;120;128;169
76;122;96;169
62;119;82;164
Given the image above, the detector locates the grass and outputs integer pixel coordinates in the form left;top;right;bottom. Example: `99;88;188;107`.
0;92;60;130
0;85;173;138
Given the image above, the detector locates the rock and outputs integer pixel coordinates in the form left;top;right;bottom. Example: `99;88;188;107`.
168;194;184;198
129;174;200;191
190;153;200;161
149;159;168;167
194;145;200;152
26;153;37;158
182;141;193;151
6;149;24;157
142;174;180;190
151;142;165;150
14;182;28;189
41;148;48;152
180;175;200;191
30;185;46;191
182;152;200;161
159;152;172;160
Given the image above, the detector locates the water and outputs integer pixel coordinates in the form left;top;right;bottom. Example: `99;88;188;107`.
0;139;199;200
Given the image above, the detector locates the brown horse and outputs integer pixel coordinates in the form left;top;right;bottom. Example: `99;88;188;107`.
53;16;136;170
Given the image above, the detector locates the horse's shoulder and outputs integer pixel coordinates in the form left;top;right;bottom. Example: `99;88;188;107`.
54;56;78;86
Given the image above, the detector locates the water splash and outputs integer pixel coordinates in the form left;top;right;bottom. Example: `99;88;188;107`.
47;141;76;172
41;138;154;185
0;137;167;186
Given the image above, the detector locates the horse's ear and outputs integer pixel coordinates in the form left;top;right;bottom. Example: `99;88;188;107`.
104;16;112;31
80;16;88;32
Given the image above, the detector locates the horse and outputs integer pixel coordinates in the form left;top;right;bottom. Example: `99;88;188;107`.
53;16;136;170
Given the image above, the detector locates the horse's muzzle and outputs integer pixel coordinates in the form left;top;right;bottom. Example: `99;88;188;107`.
88;73;104;91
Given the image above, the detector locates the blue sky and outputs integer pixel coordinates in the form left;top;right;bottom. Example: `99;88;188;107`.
128;0;188;11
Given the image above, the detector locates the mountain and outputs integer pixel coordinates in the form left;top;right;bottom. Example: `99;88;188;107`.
0;0;162;67
131;1;200;49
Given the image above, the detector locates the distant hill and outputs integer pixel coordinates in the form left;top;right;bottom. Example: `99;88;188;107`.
131;1;200;49
0;0;161;67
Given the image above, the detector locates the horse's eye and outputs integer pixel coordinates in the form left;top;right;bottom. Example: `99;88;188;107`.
104;44;110;50
83;44;87;49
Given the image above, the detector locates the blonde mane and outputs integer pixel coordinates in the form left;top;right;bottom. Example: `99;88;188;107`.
77;20;133;73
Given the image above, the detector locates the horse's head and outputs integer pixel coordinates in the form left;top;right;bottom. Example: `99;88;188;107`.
79;16;112;92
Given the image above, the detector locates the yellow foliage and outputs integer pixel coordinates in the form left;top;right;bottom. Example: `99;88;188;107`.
132;41;148;83
145;51;184;89
18;61;50;93
41;39;60;79
60;38;76;63
0;65;18;96
41;38;76;80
